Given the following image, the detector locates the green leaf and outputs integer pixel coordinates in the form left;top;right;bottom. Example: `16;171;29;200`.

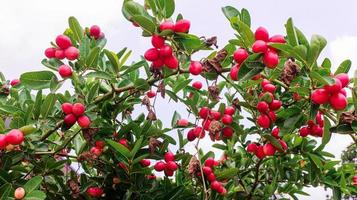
0;183;11;199
104;49;120;73
86;47;100;67
134;78;150;91
164;0;175;18
86;82;99;103
106;139;131;159
119;50;132;69
33;90;42;120
173;79;191;93
308;153;323;169
316;116;331;151
231;17;255;47
334;59;351;75
130;136;143;158
24;190;46;200
122;1;149;21
174;33;203;52
264;135;283;151
20;71;57;90
68;16;83;42
285;18;298;46
295;27;309;48
23;176;43;194
216;168;238;179
171;111;181;127
40;93;57;118
238;61;265;81
222;6;240;20
240;8;251;27
86;71;113;80
310;71;335;85
131;15;156;34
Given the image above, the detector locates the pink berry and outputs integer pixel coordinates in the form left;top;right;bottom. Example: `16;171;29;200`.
271;127;280;138
6;129;24;145
159;45;173;57
311;89;329;104
58;65;72;78
263;50;279;69
55;49;65;59
189;61;203;75
64;47;79;60
45;47;56;58
72;103;85;116
77;115;91;128
151;35;165;48
192;81;203;89
224;106;235;115
255;26;269;41
247;143;257;153
147;90;156;98
230;64;240;81
233;48;249;63
164;152;175;162
324;78;342;94
199;107;210;119
252;40;268;53
256;101;269;113
90;25;101;39
64;114;77;126
269;35;286;43
174;19;190;33
222;127;234;138
159;21;175;32
269;100;282;111
61;103;73;114
263;143;276;156
10;79;20;86
144;48;159;61
257;114;270;128
164;56;179;69
55;35;72;49
329;92;347;110
154;161;166;171
335;73;349;88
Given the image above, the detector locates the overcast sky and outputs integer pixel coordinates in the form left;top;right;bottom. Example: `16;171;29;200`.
1;0;356;199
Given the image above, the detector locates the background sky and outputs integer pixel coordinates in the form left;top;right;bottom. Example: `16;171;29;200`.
1;0;356;199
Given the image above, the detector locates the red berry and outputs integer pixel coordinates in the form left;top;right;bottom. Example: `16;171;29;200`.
269;100;282;111
263;84;276;93
151;35;165;48
64;114;77;126
14;187;25;200
210;181;221;191
257;101;269;113
159;45;173;57
261;79;271;87
61;103;73;114
299;126;310;137
199;107;210;119
257;114;270;128
147;90;156;98
316;112;324;127
324;78;342;94
118;162;128;170
90;147;102;156
159;21;175;32
203;166;212;175
192;81;203;89
278;140;288;152
202;119;211;130
55;49;65;59
224;106;235;115
263;143;276;156
58;65;72;78
252;73;262;80
221;114;233;125
255;26;269;42
204;158;215;167
164;152;175;162
154;161;166;171
152;58;164;69
189;61;203;75
218;186;227;195
177;119;189;127
0;135;8;149
164;56;179;69
222;127;234;138
140;159;151;167
45;47;56;58
311;89;329;104
247;143;257;153
146;174;156;180
210;111;221;120
6;129;24;145
233;48;249;63
207;173;216;182
118;138;129;148
230;64;240;81
144;48;159;61
187;129;196;141
193;127;205;138
164;168;174;176
311;125;323;137
98;32;105;39
64;47;79;60
174;19;190;33
252;40;268;53
166;161;178;171
271;127;280;139
72;103;85;116
95;140;105;149
55;35;72;49
340;88;347;97
10;79;20;86
269;35;286;43
90;25;101;38
77;115;91;128
87;187;103;197
335;73;349;88
263;50;279;69
293;92;302;101
268;111;277;122
259;92;274;103
255;146;266;159
329;93;347;110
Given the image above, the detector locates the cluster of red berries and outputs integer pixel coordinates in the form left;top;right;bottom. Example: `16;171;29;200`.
187;106;236;142
90;140;105;157
61;103;91;128
87;187;104;198
256;79;281;128
252;26;286;68
144;34;178;70
202;158;226;195
159;19;190;33
154;152;178;177
44;34;79;61
247;128;288;159
0;129;25;150
89;25;104;40
299;111;324;137
311;73;349;110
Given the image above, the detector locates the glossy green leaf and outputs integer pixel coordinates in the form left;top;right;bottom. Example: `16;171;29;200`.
222;6;240;20
40;93;57;118
106;139;131;159
86;47;100;67
20;71;57;90
285;18;298;46
68;16;83;42
104;49;120;73
23;176;43;194
334;59;351;75
131;15;156;34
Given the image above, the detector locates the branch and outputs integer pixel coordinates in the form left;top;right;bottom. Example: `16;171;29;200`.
247;159;262;200
40;120;63;141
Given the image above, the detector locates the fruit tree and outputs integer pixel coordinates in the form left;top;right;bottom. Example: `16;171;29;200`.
0;0;356;199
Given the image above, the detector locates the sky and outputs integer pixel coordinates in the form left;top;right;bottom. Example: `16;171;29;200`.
0;0;356;199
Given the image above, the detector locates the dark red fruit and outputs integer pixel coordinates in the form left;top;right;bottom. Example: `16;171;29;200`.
166;161;178;171
247;143;257;153
329;93;347;110
324;78;342;94
189;61;203;75
233;48;249;63
0;135;8;149
255;26;269;41
77;115;91;128
140;159;151;167
311;125;323;137
207;173;216;182
164;168;174;176
90;147;102;156
203;166;212;175
268;111;277;122
202;119;211;130
164;56;179;69
335;73;349;88
340;88;347;97
193;127;205;138
55;35;72;49
159;45;173;57
164;152;175;162
269;100;282;111
224;106;235;116
204;158;215;167
261;79;271;87
311;89;329;104
159;21;175;32
55;49;65;59
6;129;24;145
257;114;270;128
95;140;105;149
257;101;269;113
269;35;286;43
199;107;210;119
90;25;101;39
45;47;56;58
154;161;166;171
263;84;276;93
210;111;221;120
118;138;129;148
263;50;279;68
271;127;280;139
87;187;103;197
58;65;72;78
64;114;77;126
64;47;79;60
192;81;202;89
174;19;190;33
299;126;310;137
222;127;234;138
72;103;85;116
252;40;268;53
230;64;240;81
147;90;156;98
211;181;221;191
144;48;159;61
152;58;164;69
263;143;276;156
255;146;266;159
10;79;20;86
278;140;288;151
151;35;165;48
61;103;73;114
187;129;196;141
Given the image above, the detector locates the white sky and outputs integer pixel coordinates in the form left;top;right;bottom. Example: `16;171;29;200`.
1;0;356;199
